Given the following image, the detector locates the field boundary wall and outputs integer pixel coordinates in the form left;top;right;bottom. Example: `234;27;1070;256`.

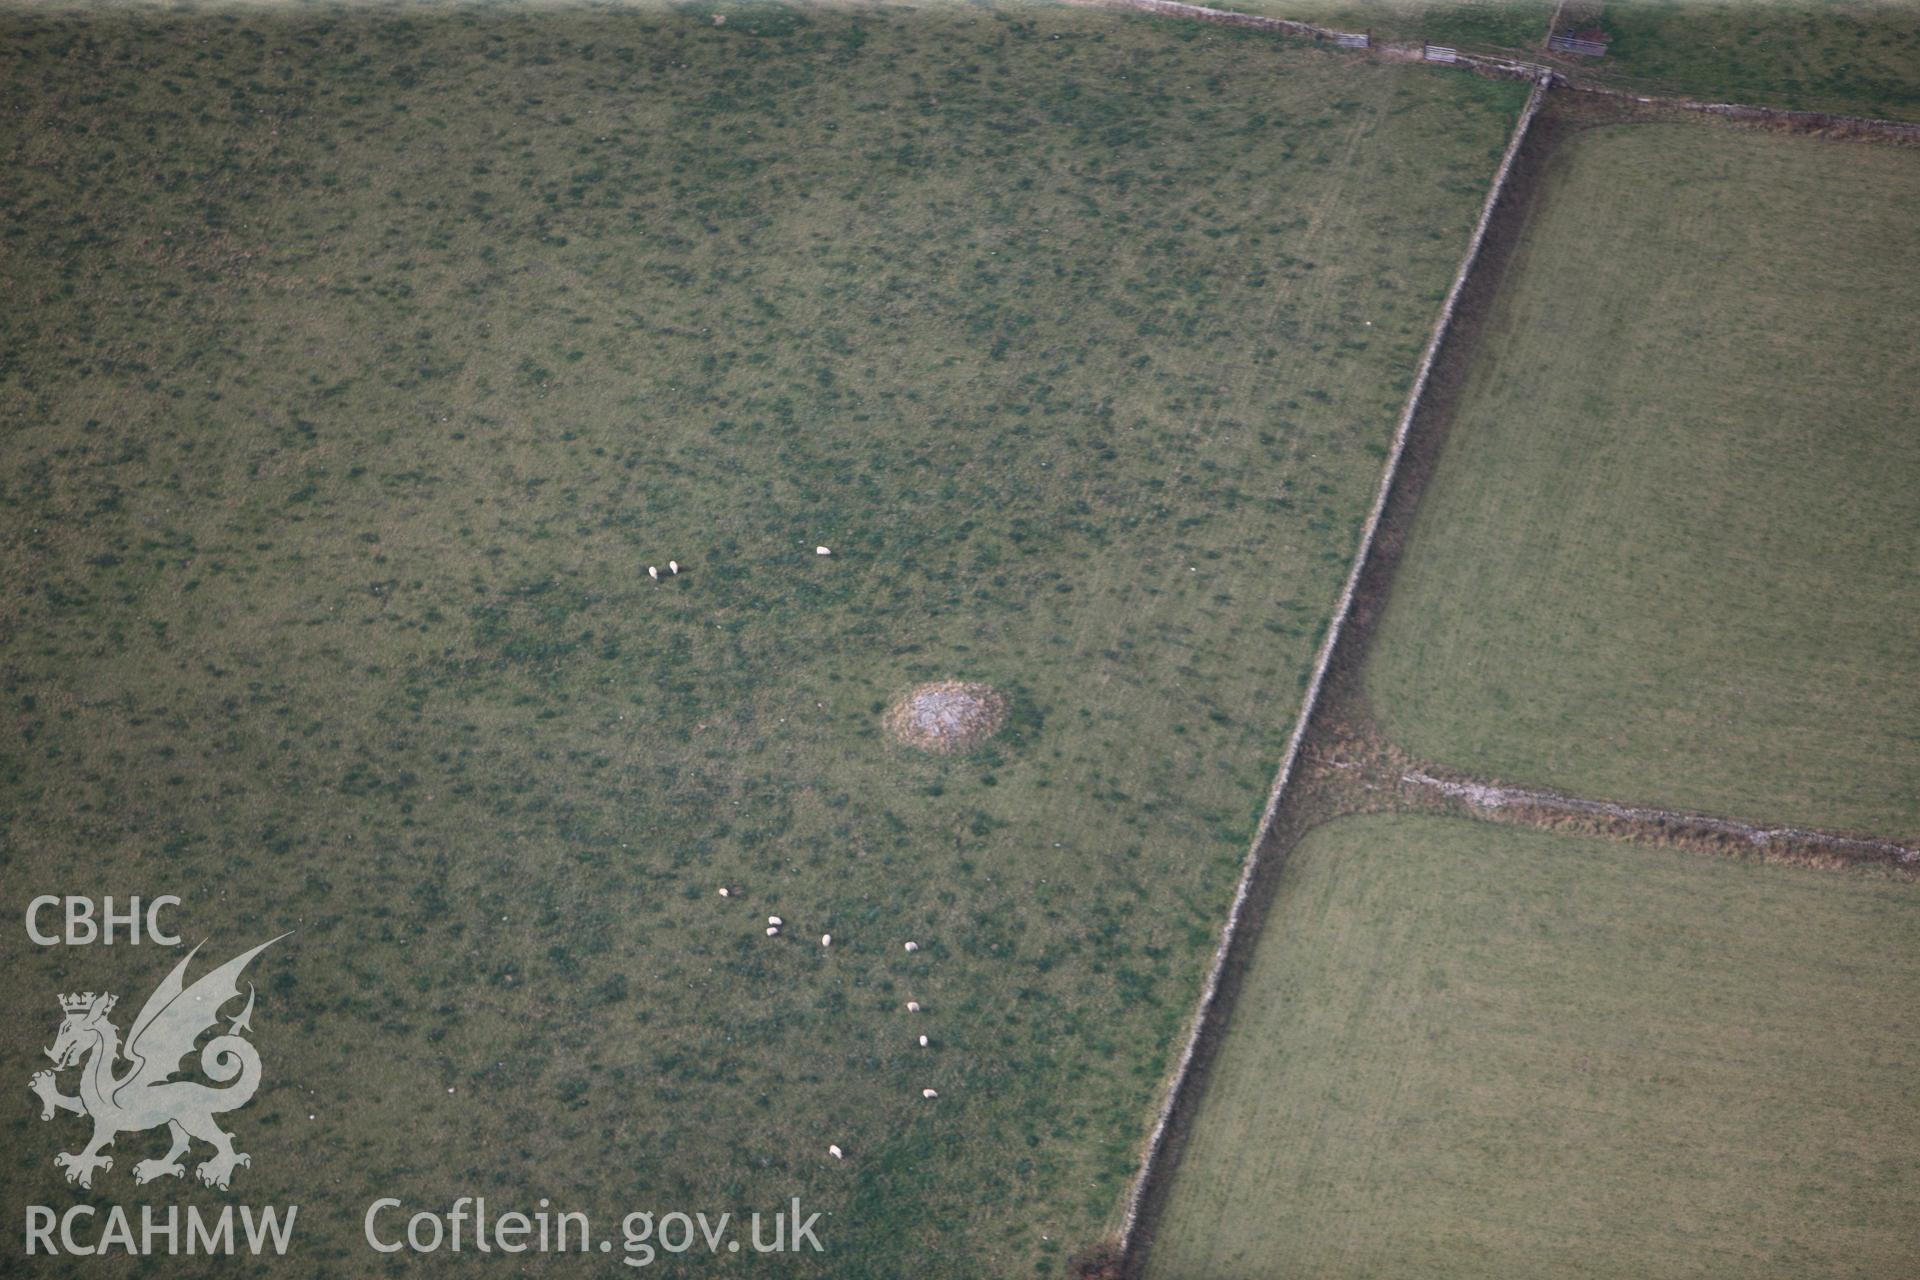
1111;73;1550;1265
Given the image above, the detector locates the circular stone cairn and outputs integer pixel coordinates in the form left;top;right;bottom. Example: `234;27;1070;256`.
885;681;1008;755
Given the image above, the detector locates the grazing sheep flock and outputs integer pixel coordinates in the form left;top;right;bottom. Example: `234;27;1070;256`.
717;888;941;1148
689;540;958;1150
655;544;946;1149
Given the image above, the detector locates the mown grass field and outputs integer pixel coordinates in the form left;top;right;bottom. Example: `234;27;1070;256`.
1146;814;1920;1279
0;2;1527;1273
1364;119;1920;839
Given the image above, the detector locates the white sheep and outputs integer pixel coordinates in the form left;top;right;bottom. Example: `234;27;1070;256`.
766;926;779;937
815;546;831;556
918;1034;929;1048
904;941;919;952
718;888;730;898
921;1089;938;1100
828;1145;844;1160
905;1001;921;1013
821;934;832;948
648;566;659;582
669;560;679;575
768;916;783;927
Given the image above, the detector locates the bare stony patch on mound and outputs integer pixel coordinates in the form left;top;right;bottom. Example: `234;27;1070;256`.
885;682;1008;755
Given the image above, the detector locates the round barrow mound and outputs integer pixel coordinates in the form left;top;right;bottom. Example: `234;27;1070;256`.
885;681;1008;755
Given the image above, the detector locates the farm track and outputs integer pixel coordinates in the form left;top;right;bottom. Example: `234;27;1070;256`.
1299;724;1920;874
1399;771;1920;867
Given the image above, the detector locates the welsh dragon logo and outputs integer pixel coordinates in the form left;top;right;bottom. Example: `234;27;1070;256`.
28;935;287;1190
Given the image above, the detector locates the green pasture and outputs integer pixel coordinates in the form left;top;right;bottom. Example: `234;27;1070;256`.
1147;814;1920;1279
1592;1;1920;121
0;2;1525;1274
1365;119;1920;838
1223;0;1920;120
1220;0;1554;52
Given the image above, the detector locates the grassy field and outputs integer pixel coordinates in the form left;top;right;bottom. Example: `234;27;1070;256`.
0;2;1527;1274
1146;814;1920;1278
1218;0;1554;52
1590;1;1920;121
1363;119;1920;840
1220;0;1920;120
